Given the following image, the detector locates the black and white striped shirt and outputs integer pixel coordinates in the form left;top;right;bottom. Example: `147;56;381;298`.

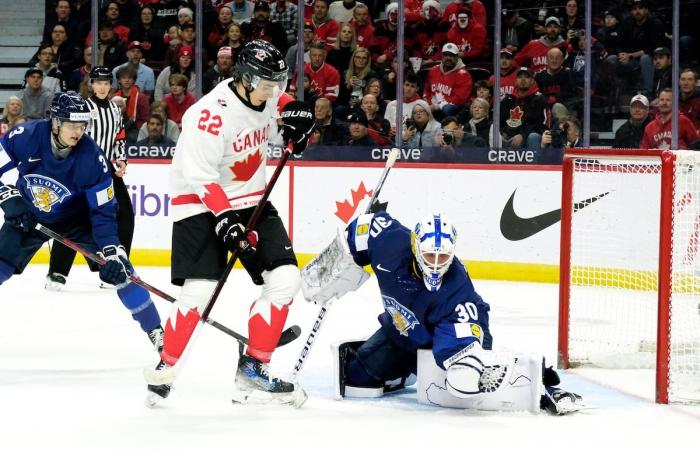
86;95;126;162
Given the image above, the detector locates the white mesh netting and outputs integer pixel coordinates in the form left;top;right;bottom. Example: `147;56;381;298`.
566;151;700;403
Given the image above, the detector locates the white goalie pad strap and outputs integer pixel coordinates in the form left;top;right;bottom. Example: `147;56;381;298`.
417;349;543;413
301;229;370;304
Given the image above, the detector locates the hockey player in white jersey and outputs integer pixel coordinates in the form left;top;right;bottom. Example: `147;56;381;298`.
146;40;314;406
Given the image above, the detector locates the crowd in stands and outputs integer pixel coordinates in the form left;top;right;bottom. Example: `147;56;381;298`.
2;0;700;161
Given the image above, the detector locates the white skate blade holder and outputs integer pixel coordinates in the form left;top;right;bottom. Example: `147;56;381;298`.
232;384;308;408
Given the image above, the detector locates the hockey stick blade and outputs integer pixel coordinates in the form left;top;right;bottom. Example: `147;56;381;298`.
34;223;297;349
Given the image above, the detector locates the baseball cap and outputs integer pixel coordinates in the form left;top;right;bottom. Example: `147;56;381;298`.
177;45;193;58
347;112;368;127
516;66;532;77
603;9;619;19
217;46;232;58
502;3;517;18
442;42;459;55
630;94;650;107
630;0;648;8
653;47;671;56
545;16;561;26
303;20;314;31
253;0;270;12
500;48;514;58
128;40;143;51
25;68;43;78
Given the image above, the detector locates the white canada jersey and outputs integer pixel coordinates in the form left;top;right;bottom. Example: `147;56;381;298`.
170;79;280;222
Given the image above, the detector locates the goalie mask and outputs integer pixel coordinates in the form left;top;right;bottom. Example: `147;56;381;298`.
234;40;288;95
411;214;457;292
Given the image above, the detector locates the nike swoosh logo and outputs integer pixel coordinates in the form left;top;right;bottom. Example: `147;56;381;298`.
375;264;391;272
285;245;292;250
28;157;41;162
500;189;610;241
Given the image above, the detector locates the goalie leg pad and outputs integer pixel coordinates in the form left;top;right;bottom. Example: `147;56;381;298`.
246;265;297;362
418;349;543;413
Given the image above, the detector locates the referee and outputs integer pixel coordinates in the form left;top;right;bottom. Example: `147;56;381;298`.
46;66;135;290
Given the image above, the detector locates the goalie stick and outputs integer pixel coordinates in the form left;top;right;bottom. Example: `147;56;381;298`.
291;148;401;381
35;223;301;348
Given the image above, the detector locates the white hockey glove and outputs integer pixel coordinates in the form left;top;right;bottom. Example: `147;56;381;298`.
301;229;369;305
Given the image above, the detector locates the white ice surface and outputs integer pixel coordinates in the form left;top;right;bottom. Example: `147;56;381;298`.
1;265;698;450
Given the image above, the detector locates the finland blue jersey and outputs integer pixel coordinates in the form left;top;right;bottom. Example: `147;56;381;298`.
347;211;492;368
0;120;119;248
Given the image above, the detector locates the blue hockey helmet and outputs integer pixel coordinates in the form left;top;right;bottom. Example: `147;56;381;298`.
49;91;93;132
411;214;458;292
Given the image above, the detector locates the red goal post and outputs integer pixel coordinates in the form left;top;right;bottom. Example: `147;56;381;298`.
559;148;700;404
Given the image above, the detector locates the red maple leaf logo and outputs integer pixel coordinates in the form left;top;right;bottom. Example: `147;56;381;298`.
230;150;263;181
510;106;524;121
335;182;373;223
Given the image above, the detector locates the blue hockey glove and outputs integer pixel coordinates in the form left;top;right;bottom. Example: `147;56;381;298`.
214;211;258;258
98;245;133;286
0;185;36;233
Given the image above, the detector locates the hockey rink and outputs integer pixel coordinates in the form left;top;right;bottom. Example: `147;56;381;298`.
1;264;698;450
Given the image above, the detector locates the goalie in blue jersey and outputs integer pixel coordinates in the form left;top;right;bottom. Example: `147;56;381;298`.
302;210;584;414
0;91;163;352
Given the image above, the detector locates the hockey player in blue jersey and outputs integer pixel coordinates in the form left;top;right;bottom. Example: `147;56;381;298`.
315;210;584;414
0;91;164;352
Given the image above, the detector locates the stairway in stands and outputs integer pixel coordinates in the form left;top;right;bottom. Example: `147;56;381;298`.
0;0;44;115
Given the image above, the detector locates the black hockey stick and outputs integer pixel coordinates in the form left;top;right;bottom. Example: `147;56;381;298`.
291;148;400;380
35;223;301;348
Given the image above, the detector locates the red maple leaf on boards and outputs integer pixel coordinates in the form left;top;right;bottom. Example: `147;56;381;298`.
335;182;373;223
230;150;263;181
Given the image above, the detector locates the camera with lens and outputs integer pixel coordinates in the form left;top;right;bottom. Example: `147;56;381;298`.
572;29;583;39
405;118;417;130
549;122;570;148
442;130;454;146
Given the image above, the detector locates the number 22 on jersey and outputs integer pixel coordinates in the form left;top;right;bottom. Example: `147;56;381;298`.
197;109;222;136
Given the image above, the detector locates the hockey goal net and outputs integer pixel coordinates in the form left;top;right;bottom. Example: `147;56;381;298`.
559;149;700;404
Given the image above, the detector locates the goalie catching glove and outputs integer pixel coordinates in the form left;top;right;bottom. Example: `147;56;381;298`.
215;210;258;258
0;185;37;233
281;100;315;155
98;245;133;286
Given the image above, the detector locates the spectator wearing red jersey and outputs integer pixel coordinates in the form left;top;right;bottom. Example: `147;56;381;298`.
641;88;697;149
114;66;149;129
423;43;473;118
312;0;341;51
679;69;700;133
514;16;567;75
489;48;521;100
443;0;486;29
446;8;488;62
371;3;401;68
413;1;450;69
163;73;196;129
349;3;374;49
304;43;341;103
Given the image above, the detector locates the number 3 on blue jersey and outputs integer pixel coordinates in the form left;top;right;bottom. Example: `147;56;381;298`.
455;302;479;322
98;154;109;173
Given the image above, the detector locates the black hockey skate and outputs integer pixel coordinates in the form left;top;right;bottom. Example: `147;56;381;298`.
232;355;307;407
145;360;172;408
147;326;164;353
45;273;67;291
